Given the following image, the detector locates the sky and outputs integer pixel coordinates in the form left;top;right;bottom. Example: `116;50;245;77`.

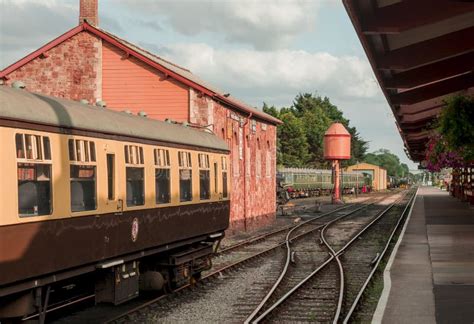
0;0;418;170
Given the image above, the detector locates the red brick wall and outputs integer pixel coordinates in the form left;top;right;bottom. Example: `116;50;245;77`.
4;32;101;103
190;89;277;234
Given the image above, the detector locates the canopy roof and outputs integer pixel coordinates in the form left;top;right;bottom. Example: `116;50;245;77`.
343;0;474;161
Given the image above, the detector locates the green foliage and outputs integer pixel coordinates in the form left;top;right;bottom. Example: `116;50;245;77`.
263;93;368;167
363;149;409;177
277;112;310;167
438;95;474;161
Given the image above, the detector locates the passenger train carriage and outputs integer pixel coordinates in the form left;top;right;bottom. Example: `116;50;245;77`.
0;86;230;319
278;167;372;198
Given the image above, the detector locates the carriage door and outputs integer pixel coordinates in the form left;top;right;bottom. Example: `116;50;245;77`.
107;153;121;213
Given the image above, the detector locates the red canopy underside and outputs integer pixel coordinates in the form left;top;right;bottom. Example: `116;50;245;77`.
343;0;474;161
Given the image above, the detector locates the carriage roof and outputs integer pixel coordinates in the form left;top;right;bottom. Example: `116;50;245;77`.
0;86;228;152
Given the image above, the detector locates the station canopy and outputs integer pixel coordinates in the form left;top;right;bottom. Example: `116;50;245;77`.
343;0;474;162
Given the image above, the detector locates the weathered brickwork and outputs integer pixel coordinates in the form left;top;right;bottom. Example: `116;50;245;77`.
5;32;101;103
190;89;277;234
2;28;277;235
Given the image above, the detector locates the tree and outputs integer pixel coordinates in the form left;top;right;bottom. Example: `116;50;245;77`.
277;112;310;167
363;149;408;177
263;92;368;168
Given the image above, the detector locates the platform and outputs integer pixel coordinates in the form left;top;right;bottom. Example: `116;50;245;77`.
375;187;474;324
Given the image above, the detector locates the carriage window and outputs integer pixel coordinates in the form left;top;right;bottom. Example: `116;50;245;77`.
16;133;52;216
125;145;145;206
126;168;145;206
124;145;144;165
222;156;228;198
68;139;96;162
68;139;97;212
199;153;210;200
179;151;192;202
70;165;96;211
154;148;171;204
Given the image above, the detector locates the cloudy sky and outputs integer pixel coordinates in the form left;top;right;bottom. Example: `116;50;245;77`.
0;0;417;169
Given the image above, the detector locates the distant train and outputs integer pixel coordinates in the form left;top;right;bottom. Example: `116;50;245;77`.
277;167;372;199
0;87;230;320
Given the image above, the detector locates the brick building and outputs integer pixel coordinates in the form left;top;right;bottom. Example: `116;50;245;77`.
0;0;281;233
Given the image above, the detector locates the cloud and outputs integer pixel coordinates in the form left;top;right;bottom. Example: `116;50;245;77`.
157;42;379;102
0;0;122;69
155;42;414;166
117;0;319;50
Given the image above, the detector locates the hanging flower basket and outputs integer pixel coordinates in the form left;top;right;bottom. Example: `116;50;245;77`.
425;95;474;171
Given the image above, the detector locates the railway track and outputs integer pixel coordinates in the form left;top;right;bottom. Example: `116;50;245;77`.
45;196;383;323
101;194;397;323
31;192;401;323
243;189;416;323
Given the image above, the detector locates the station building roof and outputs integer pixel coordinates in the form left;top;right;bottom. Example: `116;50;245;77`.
343;0;474;161
0;22;282;126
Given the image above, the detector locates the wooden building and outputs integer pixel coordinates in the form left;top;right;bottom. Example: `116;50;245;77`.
346;162;387;191
0;0;282;233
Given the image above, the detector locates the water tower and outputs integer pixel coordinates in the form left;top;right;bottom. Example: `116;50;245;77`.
324;123;351;204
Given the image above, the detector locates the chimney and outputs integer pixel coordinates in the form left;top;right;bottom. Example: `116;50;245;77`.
79;0;98;26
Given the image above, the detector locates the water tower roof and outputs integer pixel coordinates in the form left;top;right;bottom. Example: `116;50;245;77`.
324;122;350;136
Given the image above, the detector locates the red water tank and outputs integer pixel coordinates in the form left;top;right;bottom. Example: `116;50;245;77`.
324;122;351;160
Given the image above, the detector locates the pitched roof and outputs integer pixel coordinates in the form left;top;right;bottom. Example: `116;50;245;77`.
0;22;282;125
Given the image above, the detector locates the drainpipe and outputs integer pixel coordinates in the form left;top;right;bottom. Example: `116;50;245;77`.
242;112;253;231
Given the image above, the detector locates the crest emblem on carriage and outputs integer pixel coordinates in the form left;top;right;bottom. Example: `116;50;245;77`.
131;218;139;242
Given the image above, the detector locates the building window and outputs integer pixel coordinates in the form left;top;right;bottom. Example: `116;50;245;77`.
16;133;52;216
199;153;210;200
125;145;145;206
222;156;228;198
179;151;193;202
68;139;97;212
154;148;171;204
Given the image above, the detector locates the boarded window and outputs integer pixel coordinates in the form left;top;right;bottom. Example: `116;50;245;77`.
16;133;52;216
